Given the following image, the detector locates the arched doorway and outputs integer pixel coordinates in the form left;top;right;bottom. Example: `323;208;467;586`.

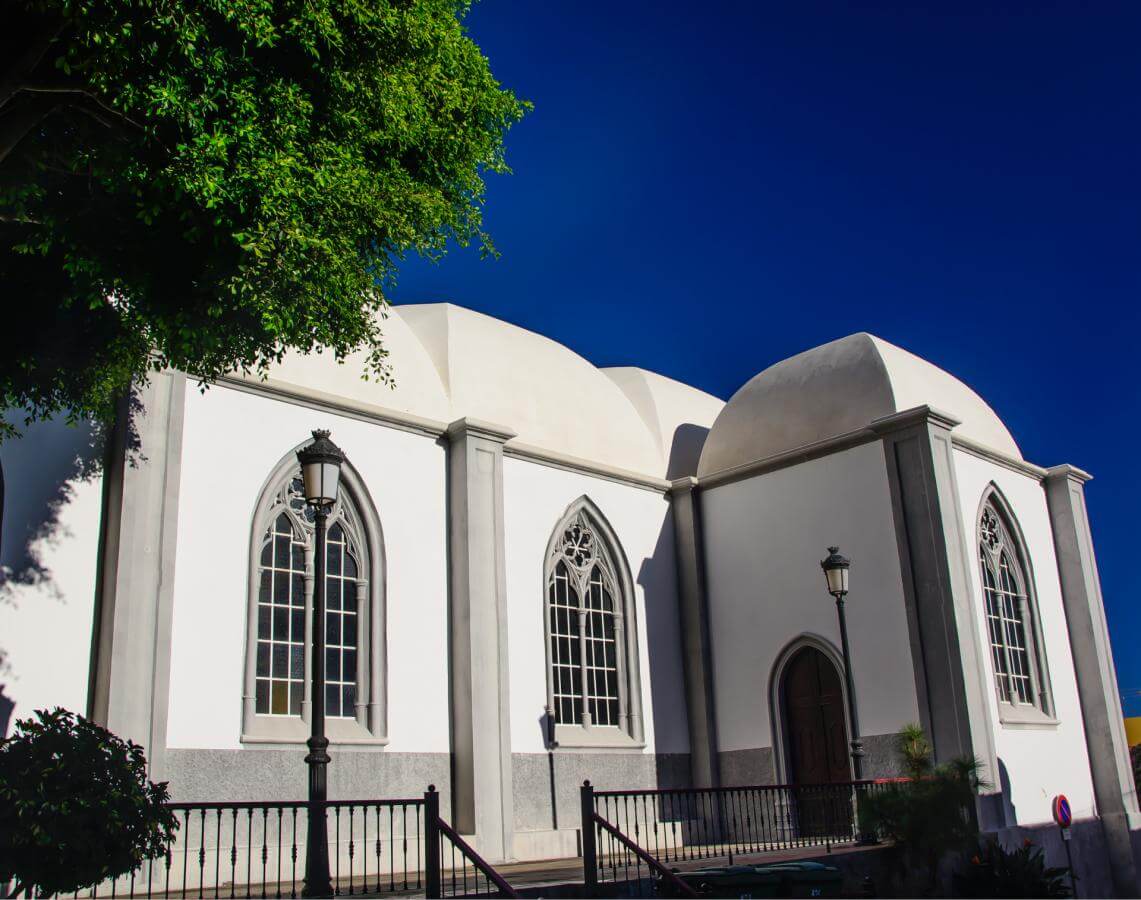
781;645;851;784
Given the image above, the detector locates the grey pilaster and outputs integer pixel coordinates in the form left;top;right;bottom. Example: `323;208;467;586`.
1044;465;1140;896
89;371;186;779
873;407;1002;826
670;477;719;788
446;418;516;861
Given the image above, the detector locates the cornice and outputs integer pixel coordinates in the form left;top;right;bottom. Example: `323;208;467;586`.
1044;463;1094;485
868;404;962;435
445;417;517;444
216;374;449;439
504;441;671;494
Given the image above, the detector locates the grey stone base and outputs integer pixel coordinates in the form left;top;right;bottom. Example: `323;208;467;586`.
859;733;903;779
163;748;452;816
717;733;900;786
718;748;775;786
511;752;690;831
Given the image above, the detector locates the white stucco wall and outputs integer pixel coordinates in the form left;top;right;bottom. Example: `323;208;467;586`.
165;384;450;752
951;449;1096;825
0;417;103;733
701;441;919;765
501;457;690;755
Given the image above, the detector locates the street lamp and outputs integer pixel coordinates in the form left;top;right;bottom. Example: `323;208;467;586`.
297;429;344;898
821;546;864;780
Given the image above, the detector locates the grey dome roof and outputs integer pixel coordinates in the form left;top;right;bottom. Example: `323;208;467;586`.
697;333;1021;478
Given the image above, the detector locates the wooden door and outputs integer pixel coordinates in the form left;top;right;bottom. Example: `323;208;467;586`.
782;646;851;838
783;646;850;784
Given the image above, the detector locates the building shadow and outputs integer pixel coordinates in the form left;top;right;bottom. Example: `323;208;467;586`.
635;422;717;796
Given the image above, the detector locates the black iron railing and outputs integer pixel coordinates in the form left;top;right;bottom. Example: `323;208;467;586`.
581;779;892;895
10;788;521;900
424;787;518;899
58;797;424;899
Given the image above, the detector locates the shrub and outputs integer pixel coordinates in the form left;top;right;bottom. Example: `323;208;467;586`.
860;724;986;895
0;708;178;896
954;838;1071;898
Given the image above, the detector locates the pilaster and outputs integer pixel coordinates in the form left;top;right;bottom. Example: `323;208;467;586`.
1044;465;1140;895
446;418;516;861
669;476;719;788
872;406;1002;826
89;371;186;779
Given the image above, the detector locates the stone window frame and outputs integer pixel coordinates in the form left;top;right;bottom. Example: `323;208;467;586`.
542;496;645;750
975;485;1055;726
241;442;388;745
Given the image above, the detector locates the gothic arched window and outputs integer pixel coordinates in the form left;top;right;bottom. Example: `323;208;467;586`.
977;490;1052;717
544;498;643;746
242;447;387;744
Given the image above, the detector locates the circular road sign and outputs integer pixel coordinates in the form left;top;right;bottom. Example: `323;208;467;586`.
1053;794;1073;828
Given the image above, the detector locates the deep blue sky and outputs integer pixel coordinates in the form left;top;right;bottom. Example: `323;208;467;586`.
393;3;1141;712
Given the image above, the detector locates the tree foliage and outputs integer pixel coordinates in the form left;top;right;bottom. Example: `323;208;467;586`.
0;0;528;438
0;708;178;896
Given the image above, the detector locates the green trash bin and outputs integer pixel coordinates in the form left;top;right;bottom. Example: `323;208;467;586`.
671;861;843;899
673;864;785;898
765;861;844;898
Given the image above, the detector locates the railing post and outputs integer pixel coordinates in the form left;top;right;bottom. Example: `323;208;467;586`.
425;786;441;900
581;780;598;897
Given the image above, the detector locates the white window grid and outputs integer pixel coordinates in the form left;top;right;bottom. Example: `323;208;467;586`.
324;521;359;719
549;561;583;726
547;510;624;729
255;475;364;720
583;567;619;726
978;502;1036;707
255;513;306;716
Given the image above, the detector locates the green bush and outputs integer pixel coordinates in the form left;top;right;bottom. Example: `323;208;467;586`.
860;724;986;895
0;708;178;897
954;838;1071;898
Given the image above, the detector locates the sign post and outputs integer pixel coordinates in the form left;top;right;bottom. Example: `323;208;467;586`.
1053;794;1077;898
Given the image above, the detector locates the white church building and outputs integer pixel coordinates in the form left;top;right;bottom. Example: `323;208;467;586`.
1;303;1138;891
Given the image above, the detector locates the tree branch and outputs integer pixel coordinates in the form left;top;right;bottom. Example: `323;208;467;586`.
0;13;66;108
0;94;57;166
21;84;145;133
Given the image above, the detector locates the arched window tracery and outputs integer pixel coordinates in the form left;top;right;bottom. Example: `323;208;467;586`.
977;491;1051;716
243;448;386;743
544;499;643;745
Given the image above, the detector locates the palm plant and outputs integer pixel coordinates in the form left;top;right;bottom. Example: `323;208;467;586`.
860;723;987;896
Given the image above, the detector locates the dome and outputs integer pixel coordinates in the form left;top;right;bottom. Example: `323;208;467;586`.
240;303;723;479
602;368;724;480
697;333;1021;478
398;303;665;474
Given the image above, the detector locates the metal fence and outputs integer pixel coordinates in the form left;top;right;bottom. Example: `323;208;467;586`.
582;779;892;896
66;797;424;899
23;789;519;899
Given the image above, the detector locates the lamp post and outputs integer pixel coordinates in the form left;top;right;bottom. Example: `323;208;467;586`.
820;546;864;780
297;429;345;898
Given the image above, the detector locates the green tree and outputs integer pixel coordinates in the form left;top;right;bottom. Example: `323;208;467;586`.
0;708;178;897
0;0;528;438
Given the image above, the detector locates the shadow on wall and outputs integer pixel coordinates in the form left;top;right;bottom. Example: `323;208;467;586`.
997;756;1017;826
0;394;141;671
0;684;13;738
665;423;711;482
630;423;715;789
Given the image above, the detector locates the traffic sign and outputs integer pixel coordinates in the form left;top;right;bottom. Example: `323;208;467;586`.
1053;794;1073;828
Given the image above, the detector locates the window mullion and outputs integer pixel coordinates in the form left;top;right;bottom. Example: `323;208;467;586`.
577;572;590;728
